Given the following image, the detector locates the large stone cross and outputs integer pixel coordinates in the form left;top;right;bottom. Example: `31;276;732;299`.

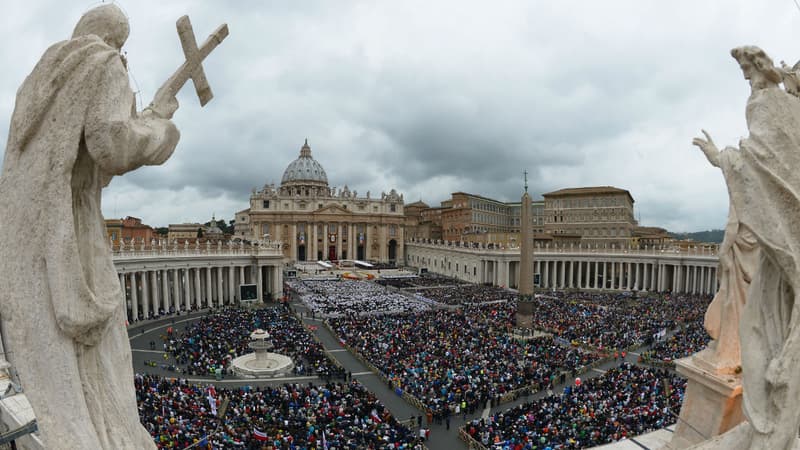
163;16;229;106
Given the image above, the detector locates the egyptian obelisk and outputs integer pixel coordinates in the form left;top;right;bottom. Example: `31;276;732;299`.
517;171;535;327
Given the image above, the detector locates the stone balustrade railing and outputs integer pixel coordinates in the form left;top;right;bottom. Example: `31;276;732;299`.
405;237;719;258
110;239;284;259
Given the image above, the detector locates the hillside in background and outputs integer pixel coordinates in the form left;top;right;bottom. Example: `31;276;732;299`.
669;229;725;244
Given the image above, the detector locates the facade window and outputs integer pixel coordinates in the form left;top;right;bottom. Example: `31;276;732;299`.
262;200;270;209
261;223;270;236
390;203;396;212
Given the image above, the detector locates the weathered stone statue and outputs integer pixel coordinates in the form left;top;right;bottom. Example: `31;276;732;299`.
694;201;759;372
693;45;800;450
0;5;226;449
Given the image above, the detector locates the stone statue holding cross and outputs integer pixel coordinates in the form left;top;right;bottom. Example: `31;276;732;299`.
0;4;227;448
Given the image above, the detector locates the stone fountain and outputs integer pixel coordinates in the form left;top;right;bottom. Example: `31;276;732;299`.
230;329;294;378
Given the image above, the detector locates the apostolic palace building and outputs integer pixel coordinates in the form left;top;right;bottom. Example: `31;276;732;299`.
234;140;407;264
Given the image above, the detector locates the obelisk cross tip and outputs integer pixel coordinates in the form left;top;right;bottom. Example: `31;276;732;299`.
176;15;228;106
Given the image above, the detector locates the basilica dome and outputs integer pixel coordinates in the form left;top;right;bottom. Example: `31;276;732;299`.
281;140;328;187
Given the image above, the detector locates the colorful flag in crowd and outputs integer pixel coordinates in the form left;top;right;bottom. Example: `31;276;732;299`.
253;428;268;441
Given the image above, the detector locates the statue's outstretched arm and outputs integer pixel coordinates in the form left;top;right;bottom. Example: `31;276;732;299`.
693;129;739;169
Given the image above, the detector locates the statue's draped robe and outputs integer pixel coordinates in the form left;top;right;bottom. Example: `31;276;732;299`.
0;35;178;449
703;205;758;370
719;86;800;449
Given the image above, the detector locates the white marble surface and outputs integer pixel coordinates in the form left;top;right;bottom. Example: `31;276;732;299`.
591;426;675;449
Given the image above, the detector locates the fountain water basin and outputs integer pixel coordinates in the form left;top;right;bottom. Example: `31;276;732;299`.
230;329;294;378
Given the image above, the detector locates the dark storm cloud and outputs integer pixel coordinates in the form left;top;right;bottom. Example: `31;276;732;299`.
2;0;799;229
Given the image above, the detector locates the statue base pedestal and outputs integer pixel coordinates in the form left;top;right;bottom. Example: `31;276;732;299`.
667;354;744;449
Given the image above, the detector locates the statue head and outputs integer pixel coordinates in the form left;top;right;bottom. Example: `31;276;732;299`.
72;4;129;50
731;46;782;91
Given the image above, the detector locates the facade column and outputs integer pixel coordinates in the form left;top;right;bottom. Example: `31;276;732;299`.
559;261;565;288
336;223;343;260
256;264;263;302
309;222;316;261
568;261;574;288
229;266;236;303
132;273;141;320
610;262;616;290
630;263;635;290
594;261;608;289
291;224;298;261
543;261;549;288
349;224;356;261
575;261;582;289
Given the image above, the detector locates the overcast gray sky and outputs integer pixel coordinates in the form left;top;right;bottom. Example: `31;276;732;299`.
2;1;798;231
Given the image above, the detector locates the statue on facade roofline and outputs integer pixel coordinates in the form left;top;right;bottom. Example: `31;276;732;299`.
692;45;800;450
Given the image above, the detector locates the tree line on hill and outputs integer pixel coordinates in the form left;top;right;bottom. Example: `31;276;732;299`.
669;229;724;244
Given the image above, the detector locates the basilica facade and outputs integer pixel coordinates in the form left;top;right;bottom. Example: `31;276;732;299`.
234;140;406;264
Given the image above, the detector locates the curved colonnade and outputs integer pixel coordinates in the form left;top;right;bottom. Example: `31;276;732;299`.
405;238;720;295
113;242;285;322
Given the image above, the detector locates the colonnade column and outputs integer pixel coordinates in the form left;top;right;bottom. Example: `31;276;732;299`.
121;273;129;320
194;268;202;308
171;268;180;311
131;273;140;320
559;261;566;288
146;271;155;314
568;262;574;288
216;266;224;305
141;272;151;318
161;269;174;312
183;268;191;311
594;261;600;289
204;267;212;307
602;262;608;290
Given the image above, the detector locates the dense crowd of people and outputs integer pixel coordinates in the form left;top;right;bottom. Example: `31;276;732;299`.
136;375;422;449
288;280;431;318
376;274;468;289
330;303;599;420
463;363;686;449
167;306;343;378
413;284;517;305
524;292;711;351
641;321;710;363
